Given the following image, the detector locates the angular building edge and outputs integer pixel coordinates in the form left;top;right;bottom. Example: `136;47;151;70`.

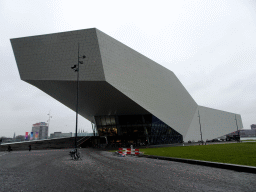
10;28;243;143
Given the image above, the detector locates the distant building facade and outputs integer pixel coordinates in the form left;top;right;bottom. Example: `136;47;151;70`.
49;132;94;138
240;129;256;137
50;132;72;139
72;132;95;137
15;135;25;142
32;122;48;140
226;126;256;138
251;124;256;130
0;137;13;143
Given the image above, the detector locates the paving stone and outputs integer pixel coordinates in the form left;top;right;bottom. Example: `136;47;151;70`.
0;148;255;192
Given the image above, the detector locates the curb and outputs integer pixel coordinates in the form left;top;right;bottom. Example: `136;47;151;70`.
141;155;256;174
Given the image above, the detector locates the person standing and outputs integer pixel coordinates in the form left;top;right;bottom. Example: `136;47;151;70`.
8;145;12;152
29;144;31;151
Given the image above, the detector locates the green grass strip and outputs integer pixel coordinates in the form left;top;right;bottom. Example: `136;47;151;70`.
140;142;256;167
242;140;256;141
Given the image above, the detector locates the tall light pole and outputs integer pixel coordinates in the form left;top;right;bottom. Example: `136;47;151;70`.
47;111;52;139
235;114;239;142
198;110;203;144
71;43;86;150
235;114;239;132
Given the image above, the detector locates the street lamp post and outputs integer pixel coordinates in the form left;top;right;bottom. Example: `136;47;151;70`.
47;111;52;139
71;43;86;151
235;115;239;132
235;114;239;142
198;110;203;145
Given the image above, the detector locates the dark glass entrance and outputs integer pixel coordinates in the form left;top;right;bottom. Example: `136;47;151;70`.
94;114;182;145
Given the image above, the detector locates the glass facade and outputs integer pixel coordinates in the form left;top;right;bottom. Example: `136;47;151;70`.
94;115;182;145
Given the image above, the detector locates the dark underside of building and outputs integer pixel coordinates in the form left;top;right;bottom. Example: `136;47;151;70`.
94;114;183;145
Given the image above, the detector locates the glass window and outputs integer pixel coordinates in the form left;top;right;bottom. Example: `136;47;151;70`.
142;115;149;124
109;127;117;136
110;116;116;125
101;116;106;126
122;127;127;136
126;116;132;126
97;128;103;136
146;126;151;135
108;127;112;135
95;114;182;144
129;115;143;125
152;115;162;125
120;124;127;128
101;127;107;135
118;116;128;125
106;116;111;125
95;116;101;126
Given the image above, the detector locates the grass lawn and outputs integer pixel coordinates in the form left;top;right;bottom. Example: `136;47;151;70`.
140;142;256;167
242;140;256;141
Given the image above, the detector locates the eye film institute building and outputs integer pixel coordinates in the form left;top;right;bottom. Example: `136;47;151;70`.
11;28;243;145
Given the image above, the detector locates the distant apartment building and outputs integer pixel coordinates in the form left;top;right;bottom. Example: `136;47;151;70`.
50;132;72;139
0;137;13;143
72;132;95;137
15;135;25;142
251;124;256;130
240;129;256;137
226;126;256;137
32;122;48;140
49;132;95;138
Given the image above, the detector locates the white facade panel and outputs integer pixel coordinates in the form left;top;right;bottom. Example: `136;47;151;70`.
183;106;202;142
184;106;243;142
11;29;105;81
96;29;198;137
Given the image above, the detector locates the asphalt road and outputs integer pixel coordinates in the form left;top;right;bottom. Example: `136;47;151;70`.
0;148;255;192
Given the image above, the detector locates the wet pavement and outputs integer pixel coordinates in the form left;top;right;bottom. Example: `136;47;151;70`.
0;148;255;192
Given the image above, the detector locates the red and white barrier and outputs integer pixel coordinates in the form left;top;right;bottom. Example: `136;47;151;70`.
118;148;141;156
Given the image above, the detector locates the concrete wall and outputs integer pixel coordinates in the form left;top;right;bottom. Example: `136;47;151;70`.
0;137;80;151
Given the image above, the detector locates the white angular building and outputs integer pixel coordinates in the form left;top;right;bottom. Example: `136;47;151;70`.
11;28;243;145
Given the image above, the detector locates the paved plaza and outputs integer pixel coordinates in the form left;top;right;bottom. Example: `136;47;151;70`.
0;148;255;192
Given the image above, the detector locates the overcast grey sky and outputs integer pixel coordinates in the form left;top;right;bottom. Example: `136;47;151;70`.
1;0;256;138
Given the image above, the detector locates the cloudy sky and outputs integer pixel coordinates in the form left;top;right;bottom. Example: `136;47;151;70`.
1;0;256;138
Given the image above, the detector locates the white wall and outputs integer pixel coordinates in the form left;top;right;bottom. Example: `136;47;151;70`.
184;105;243;142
